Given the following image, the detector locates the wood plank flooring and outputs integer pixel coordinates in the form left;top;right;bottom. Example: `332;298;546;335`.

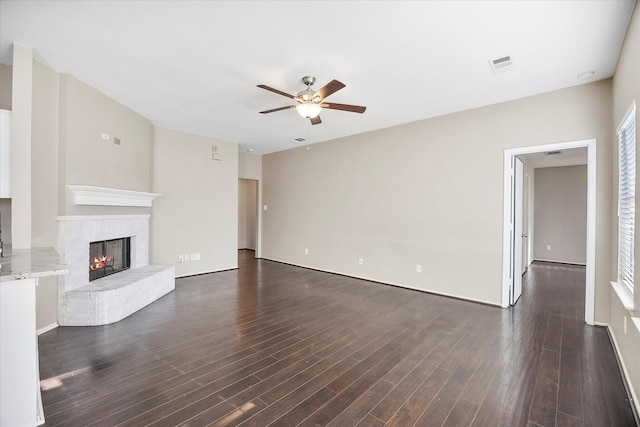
38;253;637;426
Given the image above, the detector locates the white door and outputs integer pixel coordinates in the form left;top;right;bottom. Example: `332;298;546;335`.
511;156;524;305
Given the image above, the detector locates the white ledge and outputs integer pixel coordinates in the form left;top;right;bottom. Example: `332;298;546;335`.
57;214;150;221
610;281;634;312
68;185;161;207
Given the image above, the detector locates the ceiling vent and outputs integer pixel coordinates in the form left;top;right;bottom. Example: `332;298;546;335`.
489;55;514;73
545;150;563;156
293;137;306;143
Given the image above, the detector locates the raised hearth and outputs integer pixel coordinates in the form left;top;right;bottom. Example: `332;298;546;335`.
57;215;174;326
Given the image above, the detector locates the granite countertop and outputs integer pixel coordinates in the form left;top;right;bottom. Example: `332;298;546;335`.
0;246;70;281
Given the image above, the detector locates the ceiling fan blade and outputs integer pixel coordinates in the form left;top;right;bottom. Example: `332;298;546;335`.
257;84;295;99
310;115;322;125
316;80;345;100
321;103;366;113
259;105;295;114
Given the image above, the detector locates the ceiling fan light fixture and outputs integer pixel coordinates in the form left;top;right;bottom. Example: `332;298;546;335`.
296;102;322;119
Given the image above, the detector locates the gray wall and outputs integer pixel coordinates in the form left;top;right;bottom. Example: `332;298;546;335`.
151;127;238;277
263;79;613;311
0;198;10;244
239;151;262;255
610;3;640;409
0;64;11;244
238;178;258;250
0;63;11;110
58;74;152;217
533;165;587;264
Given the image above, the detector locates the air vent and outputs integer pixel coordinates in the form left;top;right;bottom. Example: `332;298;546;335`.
545;150;563;156
293;137;306;143
489;55;514;73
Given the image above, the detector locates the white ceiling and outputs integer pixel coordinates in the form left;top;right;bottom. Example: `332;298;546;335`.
0;1;636;154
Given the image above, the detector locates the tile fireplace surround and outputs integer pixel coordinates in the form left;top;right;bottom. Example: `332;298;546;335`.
57;215;174;326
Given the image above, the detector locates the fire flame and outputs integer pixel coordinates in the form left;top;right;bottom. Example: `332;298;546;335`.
89;255;112;271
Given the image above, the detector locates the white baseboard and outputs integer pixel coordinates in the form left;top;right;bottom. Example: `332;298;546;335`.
532;258;587;266
37;323;58;336
599;322;640;421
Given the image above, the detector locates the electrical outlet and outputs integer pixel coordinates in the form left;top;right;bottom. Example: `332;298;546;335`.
416;264;422;273
358;258;363;265
546;245;551;251
184;254;189;262
178;255;184;263
190;254;196;261
195;253;200;260
101;133;110;141
305;248;309;255
264;205;268;211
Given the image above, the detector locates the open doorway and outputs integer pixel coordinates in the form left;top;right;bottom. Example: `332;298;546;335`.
502;139;596;324
238;179;258;253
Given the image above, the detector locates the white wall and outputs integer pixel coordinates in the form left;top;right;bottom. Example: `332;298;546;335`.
533;165;587;264
263;80;613;310
151;127;238;276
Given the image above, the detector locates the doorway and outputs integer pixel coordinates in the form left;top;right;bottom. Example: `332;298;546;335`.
238;179;258;251
502;139;596;324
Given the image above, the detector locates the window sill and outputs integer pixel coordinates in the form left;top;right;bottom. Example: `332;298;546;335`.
610;281;634;312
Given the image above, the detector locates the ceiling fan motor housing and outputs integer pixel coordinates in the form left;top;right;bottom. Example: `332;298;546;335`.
302;76;316;86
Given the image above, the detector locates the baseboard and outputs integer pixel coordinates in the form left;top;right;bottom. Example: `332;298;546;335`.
37;322;58;336
175;266;239;279
600;322;640;423
260;257;501;308
532;258;587;266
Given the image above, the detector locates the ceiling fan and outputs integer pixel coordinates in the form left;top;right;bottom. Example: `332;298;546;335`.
257;76;366;125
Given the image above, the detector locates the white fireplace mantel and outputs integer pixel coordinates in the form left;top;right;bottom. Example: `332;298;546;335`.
68;185;161;207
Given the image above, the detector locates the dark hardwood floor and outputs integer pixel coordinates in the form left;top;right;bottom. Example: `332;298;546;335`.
38;252;637;426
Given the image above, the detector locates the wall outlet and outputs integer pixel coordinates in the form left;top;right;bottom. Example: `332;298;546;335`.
304;248;309;255
358;258;363;265
178;255;184;263
101;133;110;141
546;245;551;251
195;253;200;260
184;254;189;262
416;264;422;273
264;205;268;211
190;254;196;261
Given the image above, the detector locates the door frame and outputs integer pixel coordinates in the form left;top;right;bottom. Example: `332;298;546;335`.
501;138;596;325
511;156;524;305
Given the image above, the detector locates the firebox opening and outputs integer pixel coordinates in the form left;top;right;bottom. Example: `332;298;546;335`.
89;237;131;281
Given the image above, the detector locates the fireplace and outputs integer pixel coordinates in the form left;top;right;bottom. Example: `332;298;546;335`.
89;237;131;281
58;214;175;326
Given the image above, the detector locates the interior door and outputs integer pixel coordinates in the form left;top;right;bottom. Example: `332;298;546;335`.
511;156;524;305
